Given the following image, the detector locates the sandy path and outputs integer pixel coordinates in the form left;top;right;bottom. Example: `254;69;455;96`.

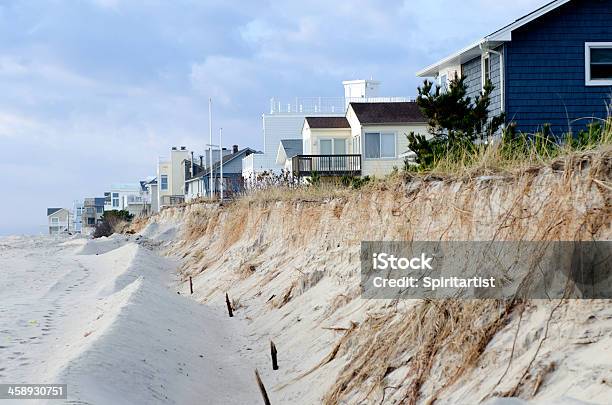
0;235;259;404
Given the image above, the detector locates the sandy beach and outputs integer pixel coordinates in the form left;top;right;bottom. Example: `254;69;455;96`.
0;235;259;404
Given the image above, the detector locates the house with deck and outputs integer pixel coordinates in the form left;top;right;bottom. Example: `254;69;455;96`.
185;145;257;200
47;208;71;235
417;0;612;134
243;79;412;185
285;102;427;178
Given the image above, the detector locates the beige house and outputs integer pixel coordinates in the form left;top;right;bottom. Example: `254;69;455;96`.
47;208;71;235
283;102;428;178
157;146;190;209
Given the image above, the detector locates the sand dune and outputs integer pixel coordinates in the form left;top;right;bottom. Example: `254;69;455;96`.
0;235;259;404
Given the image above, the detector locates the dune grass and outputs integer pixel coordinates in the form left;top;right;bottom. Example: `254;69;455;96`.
422;118;612;176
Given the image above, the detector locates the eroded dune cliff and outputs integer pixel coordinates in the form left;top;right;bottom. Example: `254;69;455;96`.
140;148;611;404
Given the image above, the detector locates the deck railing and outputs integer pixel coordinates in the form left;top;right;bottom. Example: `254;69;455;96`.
291;154;361;177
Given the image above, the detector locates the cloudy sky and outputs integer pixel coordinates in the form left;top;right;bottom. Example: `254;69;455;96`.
0;0;548;235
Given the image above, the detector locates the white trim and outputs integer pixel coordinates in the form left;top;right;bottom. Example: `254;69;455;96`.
585;42;612;86
363;132;397;160
481;52;490;91
417;0;571;77
488;47;505;113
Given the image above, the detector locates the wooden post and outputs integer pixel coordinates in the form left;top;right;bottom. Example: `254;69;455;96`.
225;293;234;317
189;277;193;295
270;341;278;370
254;369;271;405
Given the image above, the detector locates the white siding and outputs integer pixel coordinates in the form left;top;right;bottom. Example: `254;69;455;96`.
307;128;352;154
359;124;428;177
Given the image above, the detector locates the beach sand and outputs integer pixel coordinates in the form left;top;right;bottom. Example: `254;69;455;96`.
0;234;259;405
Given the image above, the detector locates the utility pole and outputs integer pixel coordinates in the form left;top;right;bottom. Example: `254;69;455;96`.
219;127;223;203
208;98;213;198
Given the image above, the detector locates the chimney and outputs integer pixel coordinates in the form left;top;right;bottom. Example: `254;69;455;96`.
190;151;194;176
232;144;239;154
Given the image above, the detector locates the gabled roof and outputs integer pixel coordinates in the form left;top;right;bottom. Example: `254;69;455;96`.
276;139;303;165
281;139;302;156
47;208;64;216
349;102;425;124
187;147;258;180
305;116;350;129
417;0;571;77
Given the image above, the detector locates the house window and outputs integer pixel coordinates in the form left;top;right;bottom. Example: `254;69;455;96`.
319;139;347;155
364;133;396;159
160;175;168;190
51;217;59;224
585;42;612;86
112;192;119;208
439;74;448;92
481;53;490;89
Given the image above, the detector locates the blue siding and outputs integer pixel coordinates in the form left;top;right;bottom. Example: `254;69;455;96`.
505;0;612;134
462;46;504;119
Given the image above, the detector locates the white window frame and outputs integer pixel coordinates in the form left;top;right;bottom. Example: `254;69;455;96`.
585;42;612;86
160;175;168;191
481;52;491;90
363;132;397;160
51;217;59;224
318;138;347;155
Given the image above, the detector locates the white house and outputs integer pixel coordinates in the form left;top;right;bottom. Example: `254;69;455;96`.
283;102;428;178
275;139;303;172
346;102;427;176
243;79;410;185
104;183;144;216
72;201;83;234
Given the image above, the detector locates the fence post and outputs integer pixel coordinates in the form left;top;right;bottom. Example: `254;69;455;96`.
254;369;271;405
225;293;234;317
189;276;193;295
270;341;278;370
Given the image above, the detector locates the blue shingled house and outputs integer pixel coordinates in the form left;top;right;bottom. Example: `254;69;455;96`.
417;0;612;134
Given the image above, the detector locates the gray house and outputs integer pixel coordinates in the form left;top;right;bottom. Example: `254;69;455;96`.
185;146;258;200
47;208;71;235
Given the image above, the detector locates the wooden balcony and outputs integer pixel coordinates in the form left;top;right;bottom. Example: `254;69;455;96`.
291;154;361;177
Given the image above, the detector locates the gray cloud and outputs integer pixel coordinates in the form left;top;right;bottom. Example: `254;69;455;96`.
0;0;548;234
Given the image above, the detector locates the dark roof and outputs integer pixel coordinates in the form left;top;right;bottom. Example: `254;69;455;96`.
47;208;63;216
211;147;256;171
187;147;258;180
350;102;425;124
279;139;302;158
305;116;350;129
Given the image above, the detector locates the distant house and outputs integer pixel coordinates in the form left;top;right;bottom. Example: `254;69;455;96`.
81;197;105;235
417;0;612;134
73;201;83;234
157;146;191;209
103;183;148;217
47;208;71;235
242;79;411;183
185;145;257;200
275;139;303;172
286;102;427;178
142;178;158;214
